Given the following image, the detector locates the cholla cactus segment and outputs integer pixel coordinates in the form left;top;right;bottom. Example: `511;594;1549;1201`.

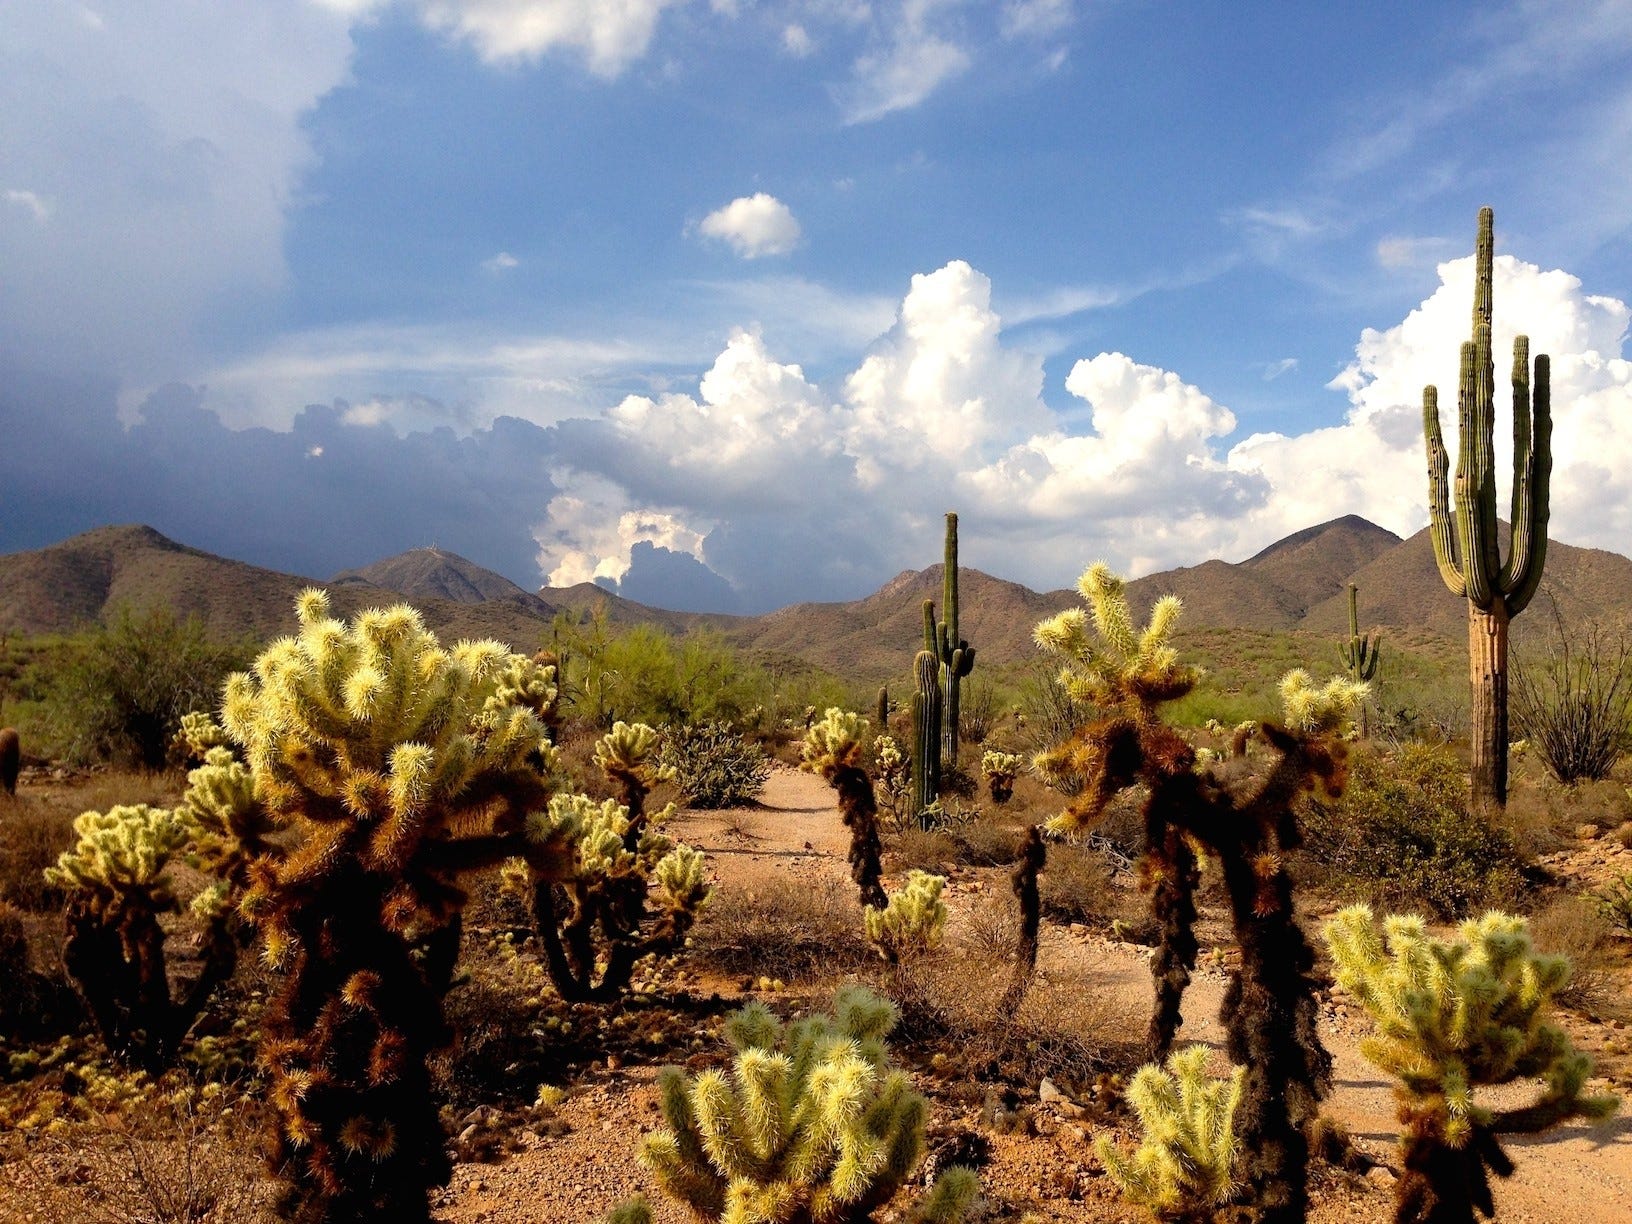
1035;566;1198;717
639;988;971;1224
45;804;192;898
1278;670;1368;735
801;708;869;776
1097;1044;1243;1222
174;710;232;761
654;845;711;914
980;751;1025;783
595;720;674;794
864;871;948;962
1323;906;1615;1144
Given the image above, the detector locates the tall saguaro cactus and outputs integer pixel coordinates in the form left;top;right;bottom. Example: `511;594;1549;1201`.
1423;207;1552;811
1339;584;1380;683
923;512;976;770
911;650;941;826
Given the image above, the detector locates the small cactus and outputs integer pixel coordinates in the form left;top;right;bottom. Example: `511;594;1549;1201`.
980;749;1025;804
1098;1044;1243;1224
1324;905;1617;1223
801;709;887;909
636;987;977;1223
864;870;948;963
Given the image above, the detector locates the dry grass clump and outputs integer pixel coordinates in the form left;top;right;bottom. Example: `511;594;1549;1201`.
1529;893;1620;1016
891;826;959;872
689;874;872;983
5;1090;275;1224
1039;841;1118;926
1500;755;1631;856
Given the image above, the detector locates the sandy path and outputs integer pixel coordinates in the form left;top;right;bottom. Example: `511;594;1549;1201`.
436;765;1632;1223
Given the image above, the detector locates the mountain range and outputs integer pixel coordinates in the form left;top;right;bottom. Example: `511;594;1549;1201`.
4;517;1630;686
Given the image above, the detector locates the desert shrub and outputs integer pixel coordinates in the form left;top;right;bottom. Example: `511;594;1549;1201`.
691;875;872;983
659;719;769;808
39;605;254;769
1513;601;1632;784
1529;894;1617;1014
1302;744;1526;919
0;797;77;912
1040;840;1115;926
891;826;958;873
948;819;1024;867
9;1088;275;1223
1593;871;1632;935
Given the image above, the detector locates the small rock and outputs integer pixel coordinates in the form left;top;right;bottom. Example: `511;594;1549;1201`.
1039;1077;1065;1104
458;1124;479;1142
1578;822;1602;841
1366;1165;1397;1188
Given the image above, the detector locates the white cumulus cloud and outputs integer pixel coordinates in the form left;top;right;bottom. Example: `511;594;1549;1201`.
696;193;803;258
414;0;683;76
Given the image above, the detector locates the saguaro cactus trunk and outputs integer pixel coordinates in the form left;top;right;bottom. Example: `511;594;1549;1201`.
1422;207;1551;813
911;649;942;827
923;512;975;772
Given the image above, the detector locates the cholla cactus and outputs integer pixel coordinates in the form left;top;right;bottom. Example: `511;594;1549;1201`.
218;590;568;1224
864;870;948;963
594;720;674;822
1098;1044;1243;1224
170;708;232;769
872;735;912;830
1278;670;1368;736
528;790;711;1002
638;987;977;1224
801;710;886;908
980;750;1025;804
1324;906;1616;1224
1033;566;1345;1224
46;804;193;1067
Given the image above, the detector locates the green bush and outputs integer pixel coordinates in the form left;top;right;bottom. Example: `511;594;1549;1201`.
1302;744;1526;919
659;720;769;808
38;605;254;768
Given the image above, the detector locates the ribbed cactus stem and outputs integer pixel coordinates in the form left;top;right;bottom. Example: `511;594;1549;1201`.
1339;584;1379;684
911;651;941;828
1421;207;1553;811
921;513;976;772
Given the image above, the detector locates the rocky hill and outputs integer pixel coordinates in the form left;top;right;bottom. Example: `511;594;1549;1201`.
5;518;1629;685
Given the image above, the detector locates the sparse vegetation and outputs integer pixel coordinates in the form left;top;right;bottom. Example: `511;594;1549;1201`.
659;719;770;808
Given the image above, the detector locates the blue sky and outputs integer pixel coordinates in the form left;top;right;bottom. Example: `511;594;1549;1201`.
3;0;1630;612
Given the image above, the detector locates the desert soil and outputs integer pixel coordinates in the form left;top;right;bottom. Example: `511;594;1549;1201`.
432;765;1632;1224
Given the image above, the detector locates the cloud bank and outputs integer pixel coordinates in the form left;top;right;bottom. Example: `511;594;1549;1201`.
5;251;1628;616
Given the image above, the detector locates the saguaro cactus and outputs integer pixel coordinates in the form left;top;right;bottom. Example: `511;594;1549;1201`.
923;512;976;771
1339;584;1380;683
1423;207;1552;811
911;650;942;826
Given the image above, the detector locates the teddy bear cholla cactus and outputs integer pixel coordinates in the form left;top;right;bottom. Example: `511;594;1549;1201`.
979;750;1025;804
1099;1044;1244;1224
527;786;710;1002
1324;906;1616;1224
220;590;573;1224
629;986;977;1224
801;709;887;909
864;869;948;964
45;803;193;1068
1033;564;1363;1224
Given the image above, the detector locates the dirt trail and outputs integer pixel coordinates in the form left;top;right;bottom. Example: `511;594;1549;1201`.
437;766;1632;1223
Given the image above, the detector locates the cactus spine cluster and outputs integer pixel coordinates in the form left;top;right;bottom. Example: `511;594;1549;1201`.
1324;906;1615;1224
220;590;569;1224
923;512;976;771
635;987;977;1224
800;709;887;909
980;750;1025;804
1423;207;1552;811
911;650;941;827
1098;1044;1244;1224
